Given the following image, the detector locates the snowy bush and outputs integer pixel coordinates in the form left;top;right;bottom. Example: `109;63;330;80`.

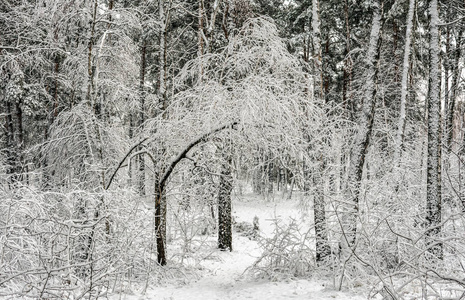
330;146;465;298
248;218;316;281
0;186;157;299
234;215;260;240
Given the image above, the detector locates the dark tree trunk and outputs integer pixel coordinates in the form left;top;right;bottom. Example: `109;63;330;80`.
342;0;353;120
218;150;233;251
155;182;167;265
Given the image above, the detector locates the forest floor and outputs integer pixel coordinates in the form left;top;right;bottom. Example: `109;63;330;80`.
111;194;368;300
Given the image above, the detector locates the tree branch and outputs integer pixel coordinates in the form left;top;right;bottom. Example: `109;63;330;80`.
158;121;237;191
105;137;149;190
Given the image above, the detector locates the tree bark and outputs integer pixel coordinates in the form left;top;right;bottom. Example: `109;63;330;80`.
313;168;330;262
218;147;233;251
86;0;98;109
425;0;442;259
159;0;168;113
343;0;353;121
311;0;330;263
393;0;415;167
312;0;323;97
155;180;167;265
154;0;169;266
446;30;463;153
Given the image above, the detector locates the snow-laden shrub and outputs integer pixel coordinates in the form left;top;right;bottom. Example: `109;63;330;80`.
0;185;156;299
169;199;218;266
332;146;465;299
248;218;316;281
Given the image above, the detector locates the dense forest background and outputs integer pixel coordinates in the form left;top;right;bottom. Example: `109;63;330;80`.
2;0;465;299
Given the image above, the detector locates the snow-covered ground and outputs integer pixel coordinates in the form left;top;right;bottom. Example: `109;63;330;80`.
111;194;367;300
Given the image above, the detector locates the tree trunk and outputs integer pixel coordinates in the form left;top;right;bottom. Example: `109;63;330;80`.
155;180;167;265
312;0;323;97
138;39;147;196
206;0;221;50
446;30;463;154
78;0;107;275
425;0;442;259
86;0;98;108
393;0;415;167
314;168;330;262
345;0;383;248
159;0;168;113
311;0;330;263
218;149;233;251
153;0;169;266
343;0;353;121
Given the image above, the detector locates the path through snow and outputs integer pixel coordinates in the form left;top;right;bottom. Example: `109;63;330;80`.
112;197;367;300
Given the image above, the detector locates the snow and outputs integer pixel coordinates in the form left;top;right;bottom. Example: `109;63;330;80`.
110;194;367;300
